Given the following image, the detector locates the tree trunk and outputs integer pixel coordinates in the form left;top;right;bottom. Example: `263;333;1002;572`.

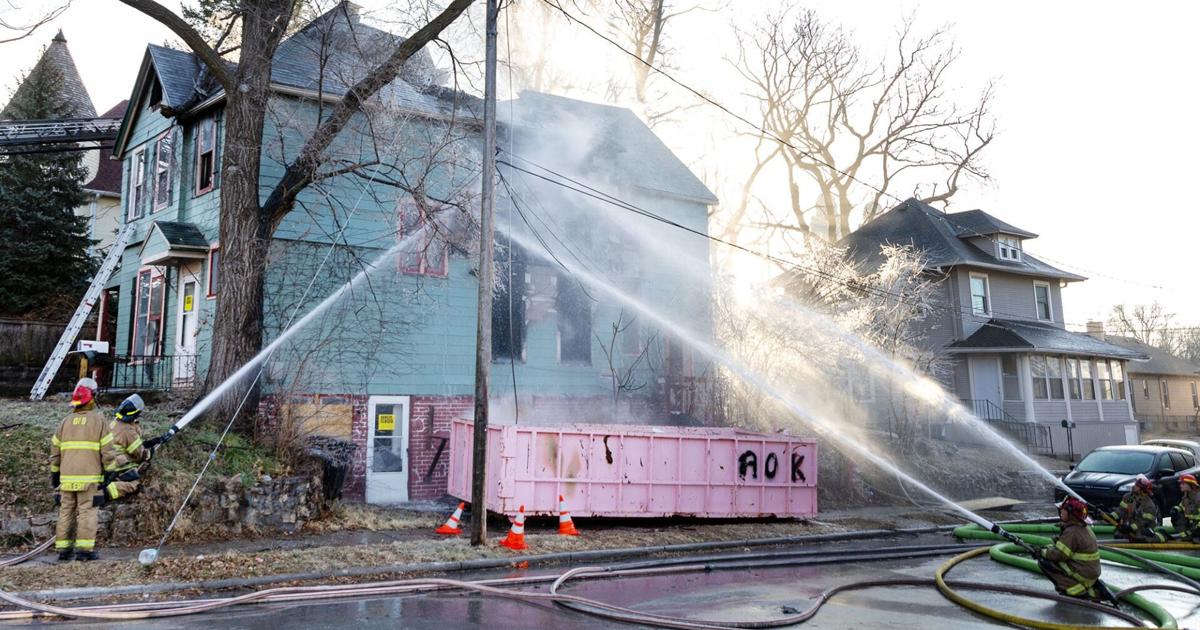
201;1;292;422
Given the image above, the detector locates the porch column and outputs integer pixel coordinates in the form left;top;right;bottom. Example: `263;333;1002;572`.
1122;361;1135;422
1020;354;1036;422
1060;354;1073;425
1093;357;1105;422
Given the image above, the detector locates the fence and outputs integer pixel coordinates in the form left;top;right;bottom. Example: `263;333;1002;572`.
0;318;72;395
102;355;198;392
1137;415;1200;439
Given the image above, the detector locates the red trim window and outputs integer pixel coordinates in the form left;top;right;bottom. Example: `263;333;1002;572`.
398;198;447;277
207;245;220;298
128;148;146;220
195;116;217;195
131;267;166;358
153;131;174;211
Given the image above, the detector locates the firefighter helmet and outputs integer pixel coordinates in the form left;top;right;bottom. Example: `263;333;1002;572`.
70;377;98;409
1058;497;1088;522
115;393;145;422
1181;473;1199;488
1135;474;1154;494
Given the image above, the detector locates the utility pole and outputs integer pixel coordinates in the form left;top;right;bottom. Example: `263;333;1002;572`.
470;0;499;547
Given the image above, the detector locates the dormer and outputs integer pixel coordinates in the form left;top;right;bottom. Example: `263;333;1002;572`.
995;234;1023;262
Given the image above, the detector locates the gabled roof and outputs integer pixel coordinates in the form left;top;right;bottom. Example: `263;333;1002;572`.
1;30;96;119
839;198;1085;282
1094;336;1200;377
947;318;1148;360
509;92;718;205
84;100;128;195
115;3;449;156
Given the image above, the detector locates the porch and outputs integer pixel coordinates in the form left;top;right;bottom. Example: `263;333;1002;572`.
97;353;198;392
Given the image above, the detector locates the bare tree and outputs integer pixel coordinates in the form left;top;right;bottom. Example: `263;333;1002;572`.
730;8;994;244
115;0;477;419
1108;302;1180;351
0;1;71;44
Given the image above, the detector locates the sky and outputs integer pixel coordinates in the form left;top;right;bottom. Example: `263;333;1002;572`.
2;1;1197;330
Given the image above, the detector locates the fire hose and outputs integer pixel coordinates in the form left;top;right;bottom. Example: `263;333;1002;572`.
0;539;1183;628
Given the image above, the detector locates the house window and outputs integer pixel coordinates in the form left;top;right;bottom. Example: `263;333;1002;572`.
556;273;593;364
1079;359;1095;400
1068;357;1095;400
969;274;990;316
195;116;217;195
1097;360;1114;400
997;235;1022;261
1143;379;1150;400
1162;380;1171;409
398;198;447;277
153;132;173;211
1001;355;1022;401
1192;382;1199;409
491;239;526;360
1067;358;1081;400
206;246;220;297
129;148;146;220
1033;282;1052;321
1031;355;1064;400
131;267;165;358
1111;360;1126;400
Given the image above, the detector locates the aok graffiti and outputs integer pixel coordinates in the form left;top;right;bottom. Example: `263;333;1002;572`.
737;450;806;483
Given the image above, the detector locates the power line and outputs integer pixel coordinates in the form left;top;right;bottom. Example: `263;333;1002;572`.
496;151;1161;341
536;0;1168;293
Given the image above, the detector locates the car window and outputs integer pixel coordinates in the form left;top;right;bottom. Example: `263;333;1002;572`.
1159;455;1176;474
1171;453;1189;471
1076;451;1155;474
1186;454;1197;468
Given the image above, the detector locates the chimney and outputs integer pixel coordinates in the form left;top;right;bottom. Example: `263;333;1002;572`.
1086;320;1105;336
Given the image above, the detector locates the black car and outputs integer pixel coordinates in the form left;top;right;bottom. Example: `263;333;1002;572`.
1058;445;1200;512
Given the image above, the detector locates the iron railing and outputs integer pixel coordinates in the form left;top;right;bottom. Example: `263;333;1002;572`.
101;354;198;392
962;398;1055;456
1137;414;1200;438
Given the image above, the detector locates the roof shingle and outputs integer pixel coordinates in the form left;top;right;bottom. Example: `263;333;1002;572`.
948;318;1148;360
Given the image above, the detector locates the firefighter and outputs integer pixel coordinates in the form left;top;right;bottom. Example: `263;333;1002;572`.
1115;475;1167;543
1038;497;1102;600
1170;473;1200;541
104;394;151;502
50;378;122;561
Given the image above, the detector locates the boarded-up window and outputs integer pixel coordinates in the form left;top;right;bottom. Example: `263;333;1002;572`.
556;273;592;363
492;239;527;360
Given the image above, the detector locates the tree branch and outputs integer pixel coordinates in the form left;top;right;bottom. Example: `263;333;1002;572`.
116;0;234;90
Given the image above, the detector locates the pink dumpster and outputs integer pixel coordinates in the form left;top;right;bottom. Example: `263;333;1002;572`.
447;419;817;518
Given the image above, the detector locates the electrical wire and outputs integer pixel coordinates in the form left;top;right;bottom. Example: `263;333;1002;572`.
533;0;1168;294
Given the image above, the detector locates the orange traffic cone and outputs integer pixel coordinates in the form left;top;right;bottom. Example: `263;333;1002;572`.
435;502;465;535
557;495;580;536
498;505;528;550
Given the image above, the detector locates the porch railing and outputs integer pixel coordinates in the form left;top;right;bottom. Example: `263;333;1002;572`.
962;398;1055;456
100;354;198;392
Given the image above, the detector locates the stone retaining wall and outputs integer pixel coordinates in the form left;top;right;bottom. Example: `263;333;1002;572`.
2;473;324;545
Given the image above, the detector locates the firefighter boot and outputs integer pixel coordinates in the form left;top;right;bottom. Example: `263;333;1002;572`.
56;548;73;562
75;550;98;562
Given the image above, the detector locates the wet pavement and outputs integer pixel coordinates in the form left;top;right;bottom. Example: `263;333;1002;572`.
30;532;1200;629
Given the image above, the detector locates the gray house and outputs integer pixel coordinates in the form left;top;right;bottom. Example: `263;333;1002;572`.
841;198;1147;457
1093;331;1200;435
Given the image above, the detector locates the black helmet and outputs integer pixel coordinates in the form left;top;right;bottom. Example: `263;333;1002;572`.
115;393;145;422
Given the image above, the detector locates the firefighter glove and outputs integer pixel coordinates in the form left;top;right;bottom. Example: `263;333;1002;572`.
143;436;162;450
50;472;59;489
117;468;140;483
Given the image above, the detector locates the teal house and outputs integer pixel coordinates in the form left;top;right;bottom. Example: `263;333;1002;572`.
99;4;716;503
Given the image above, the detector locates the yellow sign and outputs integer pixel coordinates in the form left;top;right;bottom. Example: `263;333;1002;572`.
184;295;194;312
377;413;395;431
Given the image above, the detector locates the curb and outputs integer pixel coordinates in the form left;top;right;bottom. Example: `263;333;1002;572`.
15;523;970;602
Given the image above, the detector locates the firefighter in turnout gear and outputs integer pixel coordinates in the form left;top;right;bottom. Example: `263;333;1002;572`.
1115;475;1167;543
1038;497;1103;600
1171;473;1200;541
105;394;151;501
50;378;122;561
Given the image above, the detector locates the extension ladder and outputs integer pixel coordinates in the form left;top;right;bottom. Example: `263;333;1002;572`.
29;224;135;400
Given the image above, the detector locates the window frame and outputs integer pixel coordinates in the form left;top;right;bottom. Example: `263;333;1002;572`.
194;116;218;196
397;198;448;278
1192;381;1199;409
206;245;220;298
1143;379;1150;400
128;148;146;220
1162;380;1171;409
1079;359;1096;400
996;235;1022;261
130;266;166;360
969;273;991;316
1033;281;1053;321
1097;360;1114;400
1031;355;1065;401
1111;360;1126;401
1001;355;1022;401
152;131;173;212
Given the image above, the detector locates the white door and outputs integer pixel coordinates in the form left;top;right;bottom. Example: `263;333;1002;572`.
366;396;410;504
173;264;200;382
969;357;1003;413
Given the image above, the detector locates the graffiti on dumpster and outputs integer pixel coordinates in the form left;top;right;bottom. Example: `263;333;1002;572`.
738;449;806;483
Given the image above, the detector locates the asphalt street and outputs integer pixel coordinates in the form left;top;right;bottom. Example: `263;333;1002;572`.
28;534;1200;629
